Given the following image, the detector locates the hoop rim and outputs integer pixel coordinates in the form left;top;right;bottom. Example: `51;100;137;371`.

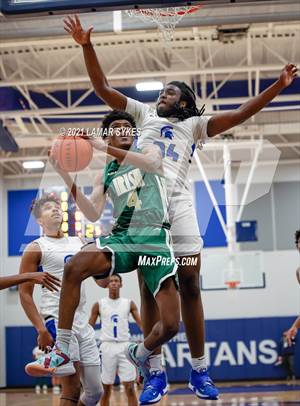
132;5;202;18
225;280;241;289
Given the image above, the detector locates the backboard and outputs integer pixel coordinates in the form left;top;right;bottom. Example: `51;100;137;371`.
1;0;199;16
200;251;266;291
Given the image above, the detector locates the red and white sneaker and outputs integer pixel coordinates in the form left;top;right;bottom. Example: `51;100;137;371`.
25;346;75;377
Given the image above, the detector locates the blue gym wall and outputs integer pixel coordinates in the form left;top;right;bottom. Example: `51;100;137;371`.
7;181;228;257
8;189;40;256
6;316;300;386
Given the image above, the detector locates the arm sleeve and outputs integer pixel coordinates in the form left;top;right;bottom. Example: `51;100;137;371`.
125;97;151;128
192;115;211;147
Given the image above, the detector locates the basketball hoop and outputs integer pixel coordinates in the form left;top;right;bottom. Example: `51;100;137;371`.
126;5;202;43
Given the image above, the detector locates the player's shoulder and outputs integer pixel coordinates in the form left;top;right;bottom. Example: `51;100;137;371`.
127;97;153;113
23;240;42;254
124;297;132;307
21;240;42;264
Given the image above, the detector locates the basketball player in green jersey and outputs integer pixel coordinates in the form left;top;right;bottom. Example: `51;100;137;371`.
27;110;179;405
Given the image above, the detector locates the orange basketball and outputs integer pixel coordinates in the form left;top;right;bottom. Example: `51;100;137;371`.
50;135;93;172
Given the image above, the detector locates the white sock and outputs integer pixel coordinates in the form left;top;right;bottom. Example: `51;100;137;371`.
56;328;72;354
149;354;162;373
136;343;153;362
191;355;207;372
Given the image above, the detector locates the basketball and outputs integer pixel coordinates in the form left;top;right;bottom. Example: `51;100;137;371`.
50;135;93;172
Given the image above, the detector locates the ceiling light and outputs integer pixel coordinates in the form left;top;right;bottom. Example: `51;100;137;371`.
22;160;45;169
136;81;163;92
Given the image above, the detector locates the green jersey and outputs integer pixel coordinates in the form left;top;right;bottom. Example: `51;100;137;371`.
103;153;170;231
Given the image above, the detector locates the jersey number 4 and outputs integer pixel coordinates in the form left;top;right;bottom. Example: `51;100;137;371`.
127;191;142;209
154;141;179;162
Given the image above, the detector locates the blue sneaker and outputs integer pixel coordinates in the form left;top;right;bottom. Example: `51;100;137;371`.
189;368;219;400
125;343;150;382
139;371;168;405
25;346;75;378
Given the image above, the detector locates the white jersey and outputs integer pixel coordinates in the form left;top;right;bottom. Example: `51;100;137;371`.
34;235;88;336
126;97;210;198
99;297;131;342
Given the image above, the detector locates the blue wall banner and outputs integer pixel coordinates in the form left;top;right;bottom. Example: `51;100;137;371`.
6;316;299;387
194;180;227;248
8;189;40;256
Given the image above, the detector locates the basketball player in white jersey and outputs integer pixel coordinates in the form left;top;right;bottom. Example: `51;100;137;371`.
286;229;300;346
19;194;103;406
89;274;142;406
64;14;298;402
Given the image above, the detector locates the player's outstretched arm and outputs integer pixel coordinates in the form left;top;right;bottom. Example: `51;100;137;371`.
91;138;163;174
50;155;106;222
1;245;60;292
130;301;143;332
207;64;298;137
89;302;100;328
64;15;127;110
0;272;59;291
286;316;300;346
19;243;59;351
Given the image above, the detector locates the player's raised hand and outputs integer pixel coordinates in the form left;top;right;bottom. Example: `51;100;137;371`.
87;136;107;152
63;15;93;46
278;63;298;88
286;326;297;346
48;150;69;179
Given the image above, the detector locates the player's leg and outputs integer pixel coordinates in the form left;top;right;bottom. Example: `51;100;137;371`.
144;277;180;350
138;271;162;374
100;342;118;406
100;384;112;406
118;343;138;406
138;270;168;405
177;254;204;359
78;330;103;406
138;271;160;339
58;242;111;332
126;276;179;405
79;365;103;406
59;361;81;405
172;199;219;400
123;381;137;406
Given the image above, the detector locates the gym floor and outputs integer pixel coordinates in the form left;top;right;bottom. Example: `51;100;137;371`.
1;380;299;406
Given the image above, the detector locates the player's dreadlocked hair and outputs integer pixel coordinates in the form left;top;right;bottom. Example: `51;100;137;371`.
167;81;205;121
30;193;60;218
295;229;300;246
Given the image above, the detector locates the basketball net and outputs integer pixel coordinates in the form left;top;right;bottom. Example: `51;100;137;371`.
126;5;202;43
224;261;241;290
